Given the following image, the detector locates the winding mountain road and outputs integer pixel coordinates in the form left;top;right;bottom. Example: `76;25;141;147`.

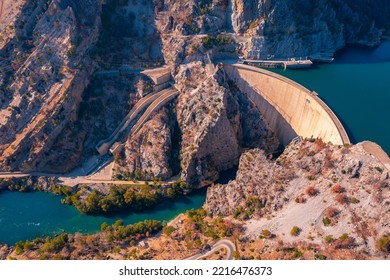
131;88;179;135
186;240;235;260
0;86;180;187
96;87;176;155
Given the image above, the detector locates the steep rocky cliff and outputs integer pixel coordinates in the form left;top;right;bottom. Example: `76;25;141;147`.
174;62;278;187
1;0;389;174
156;0;390;62
0;0;102;172
115;106;181;181
232;0;390;59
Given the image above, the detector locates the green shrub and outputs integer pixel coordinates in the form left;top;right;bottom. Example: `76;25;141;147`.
15;241;24;255
163;225;175;237
293;250;303;259
41;233;68;253
315;254;327;260
375;166;384;173
376;236;390;252
324;235;334;244
24;241;34;251
350;197;360;204
260;229;272;239
67;45;76;57
322;217;331;226
101;222;109;231
339;233;349;241
290;226;301;236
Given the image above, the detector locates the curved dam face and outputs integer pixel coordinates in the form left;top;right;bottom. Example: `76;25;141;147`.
224;64;350;146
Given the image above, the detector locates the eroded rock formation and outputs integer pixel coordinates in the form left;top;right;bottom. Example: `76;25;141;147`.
174;62;278;187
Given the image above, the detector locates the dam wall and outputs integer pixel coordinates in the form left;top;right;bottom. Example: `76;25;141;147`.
224;64;350;146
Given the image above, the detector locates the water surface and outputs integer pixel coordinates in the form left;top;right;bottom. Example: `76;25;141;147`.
1;42;389;245
0;189;206;244
272;42;390;153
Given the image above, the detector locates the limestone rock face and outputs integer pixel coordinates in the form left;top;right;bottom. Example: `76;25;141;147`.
230;0;260;34
117;107;180;181
205;140;390;256
205;140;390;220
175;62;278;187
232;0;388;59
0;0;102;172
204;147;293;216
1;0;389;175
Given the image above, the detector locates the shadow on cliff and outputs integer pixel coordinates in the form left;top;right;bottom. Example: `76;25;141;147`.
94;0;164;68
333;42;390;65
223;65;298;147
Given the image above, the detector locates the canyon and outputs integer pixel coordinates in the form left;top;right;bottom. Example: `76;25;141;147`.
0;0;390;260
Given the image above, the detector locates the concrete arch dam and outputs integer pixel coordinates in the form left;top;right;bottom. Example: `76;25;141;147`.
224;64;350;146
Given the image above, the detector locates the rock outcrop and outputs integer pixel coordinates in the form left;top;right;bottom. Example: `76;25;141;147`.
1;0;389;174
232;0;389;59
0;0;102;172
116;106;180;181
175;62;278;187
205;139;390;256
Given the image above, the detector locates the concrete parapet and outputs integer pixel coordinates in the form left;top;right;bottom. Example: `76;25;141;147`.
224;64;350;146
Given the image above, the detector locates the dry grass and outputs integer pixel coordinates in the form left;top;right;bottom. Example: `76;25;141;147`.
334;194;349;204
305;185;318;197
324;207;340;218
331;184;345;194
295;195;306;204
314;138;327;152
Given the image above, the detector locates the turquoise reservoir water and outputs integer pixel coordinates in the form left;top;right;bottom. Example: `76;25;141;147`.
0;189;206;244
272;42;390;154
1;43;389;245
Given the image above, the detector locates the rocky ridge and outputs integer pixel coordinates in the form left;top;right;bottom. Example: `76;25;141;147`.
1;0;390;174
115;106;179;181
174;61;278;187
0;0;102;172
205;139;390;257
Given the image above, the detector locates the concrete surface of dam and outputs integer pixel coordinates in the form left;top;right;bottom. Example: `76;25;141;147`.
224;64;350;146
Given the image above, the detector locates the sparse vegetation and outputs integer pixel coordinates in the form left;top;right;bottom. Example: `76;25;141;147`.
324;207;339;218
60;179;186;215
163;225;175;237
322;216;331;226
314;254;327;260
260;229;272;239
376;236;390;252
306;175;316;181
290;226;301;236
41;233;68;253
374;166;384;173
324;235;334;244
339;233;349;241
335;193;349;204
331;184;345;193
305;186;318;196
350;197;360;204
203;35;233;50
295;195;306;204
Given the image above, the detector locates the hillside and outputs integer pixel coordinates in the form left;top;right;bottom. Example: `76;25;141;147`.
0;0;389;260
